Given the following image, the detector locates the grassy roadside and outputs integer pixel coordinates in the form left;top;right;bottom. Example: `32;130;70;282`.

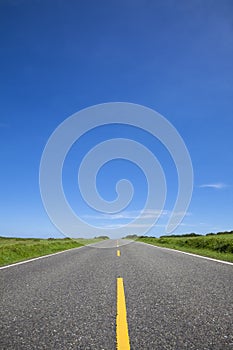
0;237;106;267
136;234;233;263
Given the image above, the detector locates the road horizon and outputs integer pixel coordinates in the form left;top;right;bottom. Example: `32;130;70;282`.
1;239;233;349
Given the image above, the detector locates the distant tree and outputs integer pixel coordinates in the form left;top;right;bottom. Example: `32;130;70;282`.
125;234;138;239
217;230;233;235
160;233;201;238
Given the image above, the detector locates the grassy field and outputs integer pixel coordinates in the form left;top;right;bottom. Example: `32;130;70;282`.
0;236;106;267
136;233;233;263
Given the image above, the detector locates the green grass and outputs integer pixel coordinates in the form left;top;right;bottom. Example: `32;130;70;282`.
0;236;106;267
137;234;233;263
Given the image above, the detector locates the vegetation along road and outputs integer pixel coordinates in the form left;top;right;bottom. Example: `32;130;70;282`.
1;239;233;349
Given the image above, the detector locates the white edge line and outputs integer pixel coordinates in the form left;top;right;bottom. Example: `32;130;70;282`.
0;246;85;270
137;241;233;266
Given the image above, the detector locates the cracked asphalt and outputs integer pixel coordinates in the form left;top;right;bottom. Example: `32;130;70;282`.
1;239;233;349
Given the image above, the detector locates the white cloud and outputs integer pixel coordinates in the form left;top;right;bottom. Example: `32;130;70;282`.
199;183;227;189
83;209;167;221
82;209;191;221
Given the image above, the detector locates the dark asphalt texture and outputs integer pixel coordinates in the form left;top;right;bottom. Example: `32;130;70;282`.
1;239;233;349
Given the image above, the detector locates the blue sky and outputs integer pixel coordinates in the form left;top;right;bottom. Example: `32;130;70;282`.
0;0;232;238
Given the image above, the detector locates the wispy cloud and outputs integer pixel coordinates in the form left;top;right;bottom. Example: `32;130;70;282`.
82;209;191;221
199;183;228;189
82;209;167;221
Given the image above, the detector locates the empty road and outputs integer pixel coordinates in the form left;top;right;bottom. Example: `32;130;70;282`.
1;239;233;349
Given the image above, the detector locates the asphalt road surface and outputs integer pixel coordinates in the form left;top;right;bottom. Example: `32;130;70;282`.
1;239;233;349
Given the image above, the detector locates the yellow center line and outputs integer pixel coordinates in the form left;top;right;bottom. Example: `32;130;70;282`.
117;250;121;257
116;278;130;350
